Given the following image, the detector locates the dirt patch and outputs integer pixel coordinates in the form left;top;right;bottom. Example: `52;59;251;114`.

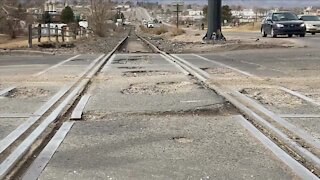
122;70;176;77
113;56;151;65
121;81;196;95
241;88;304;107
201;67;244;77
6;87;50;98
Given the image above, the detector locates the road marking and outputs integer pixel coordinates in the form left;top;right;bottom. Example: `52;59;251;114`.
0;113;30;118
0;65;45;68
0;86;16;97
32;54;81;77
192;54;255;77
237;115;319;180
70;94;91;120
21;121;75;180
279;114;320;118
279;87;320;106
180;100;210;103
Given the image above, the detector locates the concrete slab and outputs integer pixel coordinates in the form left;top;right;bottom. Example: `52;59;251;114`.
0;118;26;140
39;115;296;180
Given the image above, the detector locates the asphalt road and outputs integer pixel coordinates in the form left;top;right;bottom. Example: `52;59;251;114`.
224;31;320;48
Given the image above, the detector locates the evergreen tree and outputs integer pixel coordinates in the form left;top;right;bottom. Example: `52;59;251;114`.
42;11;52;24
61;6;74;24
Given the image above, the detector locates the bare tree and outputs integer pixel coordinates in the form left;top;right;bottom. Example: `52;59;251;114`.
0;1;22;38
89;0;114;37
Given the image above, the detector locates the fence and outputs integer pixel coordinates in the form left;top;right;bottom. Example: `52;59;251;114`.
28;24;90;48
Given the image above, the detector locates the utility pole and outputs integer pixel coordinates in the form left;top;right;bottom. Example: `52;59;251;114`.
173;3;182;28
204;0;225;41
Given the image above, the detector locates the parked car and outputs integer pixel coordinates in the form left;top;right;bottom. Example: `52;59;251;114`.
261;12;306;38
298;15;320;35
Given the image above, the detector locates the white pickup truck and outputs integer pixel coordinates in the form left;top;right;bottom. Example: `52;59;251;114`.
147;22;154;28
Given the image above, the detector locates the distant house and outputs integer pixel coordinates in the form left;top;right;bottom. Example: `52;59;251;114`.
116;5;130;10
187;10;203;16
304;7;320;16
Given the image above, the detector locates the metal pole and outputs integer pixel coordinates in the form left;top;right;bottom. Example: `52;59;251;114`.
176;3;179;29
61;27;65;42
55;25;59;42
28;24;32;48
47;23;51;41
38;24;41;42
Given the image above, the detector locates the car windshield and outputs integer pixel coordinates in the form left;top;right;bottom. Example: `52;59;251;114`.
300;16;320;21
272;12;299;21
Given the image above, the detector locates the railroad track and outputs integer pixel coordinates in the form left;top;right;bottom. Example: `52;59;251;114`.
136;33;320;179
0;30;319;179
0;35;129;179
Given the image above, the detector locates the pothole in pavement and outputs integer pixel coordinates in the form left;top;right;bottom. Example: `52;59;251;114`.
171;137;194;144
113;56;151;65
122;70;177;77
83;104;238;121
121;81;197;95
70;58;87;62
118;66;143;70
240;88;304;107
201;67;243;77
6;87;50;98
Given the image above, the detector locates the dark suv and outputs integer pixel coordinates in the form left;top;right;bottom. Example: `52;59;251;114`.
261;12;306;38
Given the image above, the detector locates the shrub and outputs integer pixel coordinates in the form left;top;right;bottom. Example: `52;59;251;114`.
171;28;186;36
154;26;168;35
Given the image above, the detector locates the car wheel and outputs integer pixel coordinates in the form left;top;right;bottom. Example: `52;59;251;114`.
261;28;267;37
312;32;316;35
288;34;293;37
300;34;305;37
271;28;277;38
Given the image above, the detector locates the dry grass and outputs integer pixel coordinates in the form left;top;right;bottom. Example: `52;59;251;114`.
154;26;168;35
140;25;168;35
0;35;30;49
170;28;186;37
0;34;80;49
223;22;261;32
